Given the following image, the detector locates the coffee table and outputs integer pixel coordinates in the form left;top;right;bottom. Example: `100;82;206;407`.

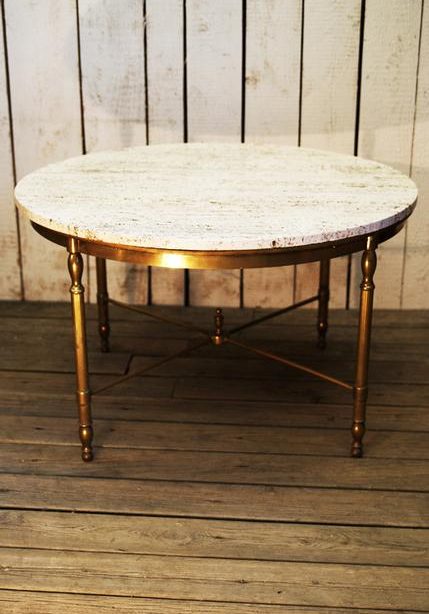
14;144;418;462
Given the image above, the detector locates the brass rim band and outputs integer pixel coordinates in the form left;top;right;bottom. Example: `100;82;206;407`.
32;218;408;269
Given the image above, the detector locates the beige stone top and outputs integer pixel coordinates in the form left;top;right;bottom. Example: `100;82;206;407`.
15;144;417;252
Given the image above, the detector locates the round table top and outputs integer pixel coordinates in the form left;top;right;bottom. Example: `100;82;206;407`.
15;143;417;252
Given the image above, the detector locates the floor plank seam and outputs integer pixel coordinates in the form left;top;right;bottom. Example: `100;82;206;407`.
0;543;428;569
0;505;426;531
0;468;428;493
0;303;427;610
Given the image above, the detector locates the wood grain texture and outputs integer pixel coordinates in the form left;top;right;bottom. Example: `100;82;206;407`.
186;0;242;141
2;471;428;527
0;4;428;307
146;0;185;305
146;0;184;145
352;0;422;308
300;0;361;153
0;300;427;326
186;0;242;305
0;366;426;409
175;376;429;409
1;415;428;461
1;394;427;433
245;0;301;145
2;592;421;614
1;3;429;307
243;0;301;307
1;548;428;609
0;303;428;609
1;443;428;491
1;509;427;566
296;0;361;308
402;1;429;308
130;352;429;384
78;0;146;151
78;0;148;304
0;9;20;299
5;0;82;300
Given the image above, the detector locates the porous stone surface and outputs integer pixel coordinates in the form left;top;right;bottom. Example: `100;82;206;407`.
15;143;418;251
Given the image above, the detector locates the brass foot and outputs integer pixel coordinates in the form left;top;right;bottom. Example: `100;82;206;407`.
351;422;365;457
79;425;94;462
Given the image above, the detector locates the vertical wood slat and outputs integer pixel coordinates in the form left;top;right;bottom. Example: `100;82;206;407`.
187;0;242;307
352;0;422;308
295;0;362;309
5;0;83;300
146;0;185;306
242;0;301;308
402;1;428;309
0;5;21;299
0;2;427;308
78;0;148;305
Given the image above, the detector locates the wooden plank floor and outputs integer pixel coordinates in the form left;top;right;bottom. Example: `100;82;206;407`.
0;301;428;613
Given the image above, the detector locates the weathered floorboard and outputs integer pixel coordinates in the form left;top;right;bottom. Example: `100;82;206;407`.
0;415;428;460
0;303;427;611
1;548;428;609
1;473;428;527
1;443;428;491
0;591;423;614
1;509;427;566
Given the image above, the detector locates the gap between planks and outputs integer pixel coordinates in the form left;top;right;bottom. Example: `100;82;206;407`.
1;443;428;492
1;473;428;528
0;547;428;610
1;509;427;567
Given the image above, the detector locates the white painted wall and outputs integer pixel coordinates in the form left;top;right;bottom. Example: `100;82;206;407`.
0;0;427;308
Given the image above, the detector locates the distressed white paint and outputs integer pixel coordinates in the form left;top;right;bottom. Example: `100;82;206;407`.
79;0;148;304
187;0;242;142
79;0;147;151
354;0;422;308
0;10;20;298
146;0;185;305
1;2;428;308
296;0;362;308
15;144;417;253
301;0;361;153
5;0;82;300
187;0;242;306
402;3;429;308
243;0;301;308
245;0;301;145
147;0;183;145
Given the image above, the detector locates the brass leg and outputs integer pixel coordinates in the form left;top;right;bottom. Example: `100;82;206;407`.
317;259;330;349
351;236;377;458
96;257;110;352
68;237;93;462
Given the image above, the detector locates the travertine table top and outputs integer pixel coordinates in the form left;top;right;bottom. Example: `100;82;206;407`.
15;144;417;252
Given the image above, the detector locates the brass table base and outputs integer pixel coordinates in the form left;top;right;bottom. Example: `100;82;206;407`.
61;232;379;463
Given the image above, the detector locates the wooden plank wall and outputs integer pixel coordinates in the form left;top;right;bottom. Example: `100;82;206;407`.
0;0;427;308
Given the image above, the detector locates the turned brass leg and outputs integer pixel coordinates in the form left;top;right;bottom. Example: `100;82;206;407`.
96;257;110;352
352;236;377;458
68;237;93;462
317;259;330;349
